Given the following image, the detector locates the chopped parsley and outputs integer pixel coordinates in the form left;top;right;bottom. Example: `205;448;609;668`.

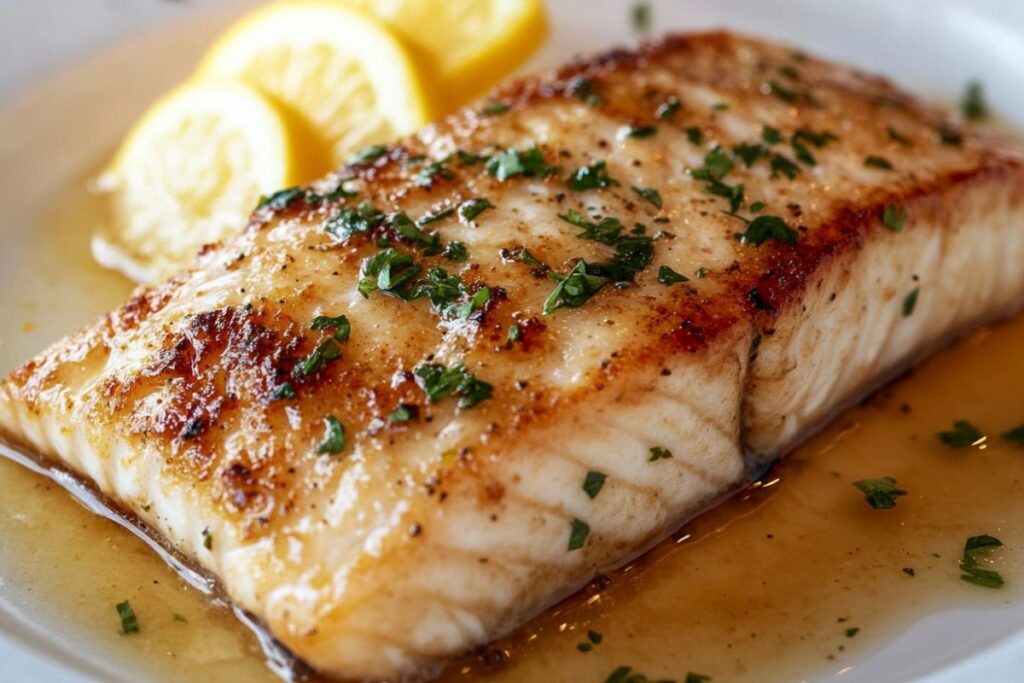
568;518;590;551
631;1;651;33
696;266;708;279
648;446;673;461
316;415;346;455
583;470;607;499
256;187;304;211
569;161;617;191
413;159;453;188
326;201;385;240
485;146;558;180
459;197;494;222
657;265;689;285
882;204;908;231
888;126;912;146
735;215;797;245
504;323;523;348
443;240;468;262
961;81;988;121
411;267;489;319
543;261;609;314
845;627;860;638
656;96;681;121
902;287;919;317
938;420;983;448
770;153;800;179
311;314;350;342
349;144;387;165
631;185;662;209
960;534;1004;588
938;126;963;146
297;339;341;376
865;155;893;170
750;201;766;213
685;126;703;145
482;100;510;116
690;146;744;213
567;76;602;106
116;600;140;634
733;143;769;167
1002;425;1024;447
622;124;657;139
388;403;416;422
852;477;907;509
272;382;296;400
762;124;784;144
767;79;798;102
556;209;655;282
414;362;493;408
358;248;421;298
418;206;454;226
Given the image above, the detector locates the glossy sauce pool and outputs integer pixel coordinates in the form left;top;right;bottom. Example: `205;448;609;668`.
0;176;1023;683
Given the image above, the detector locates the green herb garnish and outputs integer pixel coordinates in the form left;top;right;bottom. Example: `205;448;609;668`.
961;81;988;121
882;204;908;231
297;339;341;376
256;187;304;211
389;404;416;422
865;155;893;170
583;470;607;499
569;161;617;191
543;261;609;314
316;415;346;455
326;201;385;239
733;143;769;167
623;124;657;138
685;126;703;145
960;534;1004;588
657;265;688;285
358;248;421;298
418;206;454;226
735;215;797;245
459;197;494;221
631;185;662;209
938;420;983;448
272;382;296;400
631;1;651;33
349;144;388;165
414;362;493;408
762;125;784;144
311;314;351;342
568;518;590;551
482;100;510;116
770;153;800;179
656;96;681;121
902;287;919;317
443;240;468;262
116;601;140;634
852;477;907;509
648;446;673;461
485;146;558;180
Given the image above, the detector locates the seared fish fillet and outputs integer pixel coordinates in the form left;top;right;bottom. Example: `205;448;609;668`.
3;32;1024;680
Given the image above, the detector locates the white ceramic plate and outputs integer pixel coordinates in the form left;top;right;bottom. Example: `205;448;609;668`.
1;1;1023;681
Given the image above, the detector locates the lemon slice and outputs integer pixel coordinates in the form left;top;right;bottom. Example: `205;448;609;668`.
196;0;437;166
95;80;318;283
340;0;548;106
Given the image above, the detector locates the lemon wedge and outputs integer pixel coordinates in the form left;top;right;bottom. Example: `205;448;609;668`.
340;0;548;106
95;80;320;283
196;0;438;166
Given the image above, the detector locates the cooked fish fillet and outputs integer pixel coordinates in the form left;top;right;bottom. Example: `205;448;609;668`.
2;32;1024;680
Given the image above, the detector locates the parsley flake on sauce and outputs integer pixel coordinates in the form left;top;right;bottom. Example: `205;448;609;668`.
481;100;510;116
852;477;907;509
348;144;388;165
388;404;416;423
272;382;296;400
316;416;346;455
1002;425;1024;447
116;601;140;634
296;339;341;376
864;155;893;170
568;518;590;551
543;261;609;314
938;420;984;448
583;470;607;499
685;126;704;145
960;534;1004;588
326;201;385;240
622;124;657;139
